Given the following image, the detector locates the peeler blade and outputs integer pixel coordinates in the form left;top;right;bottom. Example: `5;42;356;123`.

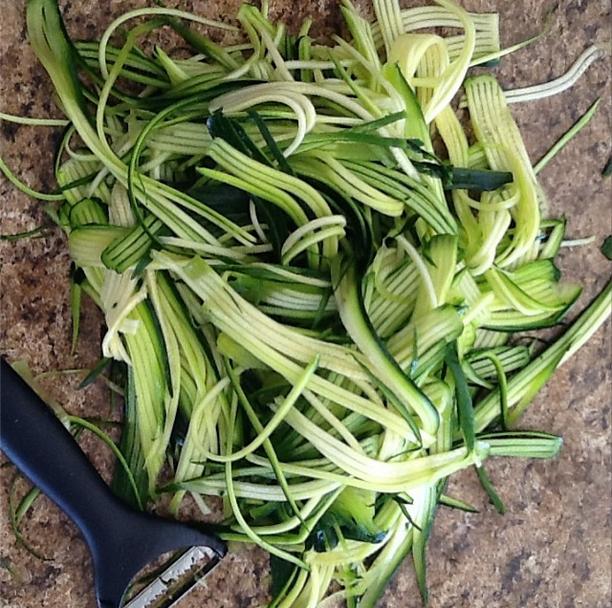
123;546;220;608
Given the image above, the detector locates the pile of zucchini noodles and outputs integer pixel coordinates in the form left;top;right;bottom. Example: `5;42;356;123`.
2;0;610;605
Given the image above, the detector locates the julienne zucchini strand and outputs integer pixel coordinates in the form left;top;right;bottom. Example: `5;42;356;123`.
1;0;609;606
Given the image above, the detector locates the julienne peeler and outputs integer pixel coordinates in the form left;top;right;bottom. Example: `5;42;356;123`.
0;359;227;608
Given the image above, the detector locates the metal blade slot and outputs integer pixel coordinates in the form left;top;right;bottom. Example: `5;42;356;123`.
123;547;220;608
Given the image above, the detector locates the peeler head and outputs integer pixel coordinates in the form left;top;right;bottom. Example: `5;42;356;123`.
91;507;226;608
119;546;221;608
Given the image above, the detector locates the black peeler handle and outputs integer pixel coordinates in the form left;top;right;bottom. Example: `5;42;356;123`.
0;359;125;547
0;358;226;608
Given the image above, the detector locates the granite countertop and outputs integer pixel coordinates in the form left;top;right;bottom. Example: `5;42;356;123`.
0;1;610;607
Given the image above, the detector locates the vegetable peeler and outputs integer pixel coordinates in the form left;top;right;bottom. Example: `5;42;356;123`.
0;359;226;608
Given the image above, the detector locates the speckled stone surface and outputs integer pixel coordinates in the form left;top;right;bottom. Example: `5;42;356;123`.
0;1;610;607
